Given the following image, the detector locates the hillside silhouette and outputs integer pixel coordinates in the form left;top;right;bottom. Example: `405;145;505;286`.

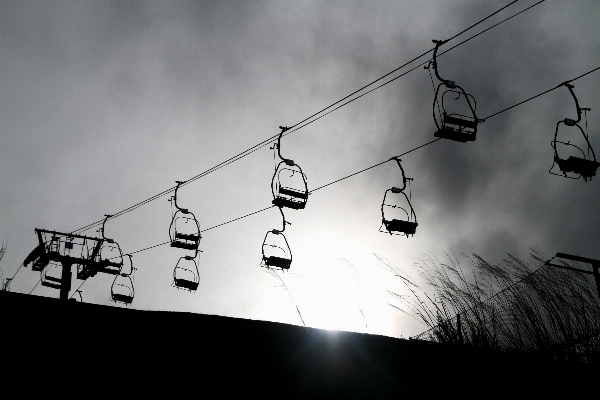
2;290;595;397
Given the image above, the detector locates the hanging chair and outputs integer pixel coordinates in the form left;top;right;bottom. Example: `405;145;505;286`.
262;229;292;270
261;206;293;270
271;126;309;210
111;255;135;304
96;215;124;274
430;39;482;143
380;158;418;237
169;181;202;251
550;83;599;181
28;235;62;272
41;260;63;289
173;255;200;291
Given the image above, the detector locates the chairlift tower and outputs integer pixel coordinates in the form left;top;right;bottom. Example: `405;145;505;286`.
23;228;115;301
548;253;600;299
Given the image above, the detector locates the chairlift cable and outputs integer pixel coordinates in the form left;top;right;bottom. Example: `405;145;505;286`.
309;138;442;194
69;277;89;300
482;65;600;121
5;262;24;292
110;139;442;258
281;0;521;137
25;62;600;287
69;1;533;235
28;278;41;295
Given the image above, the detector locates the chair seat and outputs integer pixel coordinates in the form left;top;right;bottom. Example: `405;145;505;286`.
558;156;600;178
112;294;133;304
272;198;306;210
279;186;308;199
41;280;62;289
444;115;478;129
44;275;62;283
384;219;418;235
171;241;198;251
434;128;476;143
174;279;199;291
175;232;200;242
265;256;291;270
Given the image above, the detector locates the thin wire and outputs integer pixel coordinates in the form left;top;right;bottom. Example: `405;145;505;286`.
69;278;89;300
439;0;546;59
309;139;442;194
201;205;277;233
446;0;521;43
283;0;546;142
286;0;520;133
39;63;600;272
69;1;529;235
28;278;40;295
5;262;24;291
115;139;441;258
483;65;600;121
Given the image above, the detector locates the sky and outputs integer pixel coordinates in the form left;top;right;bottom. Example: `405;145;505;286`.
1;0;600;339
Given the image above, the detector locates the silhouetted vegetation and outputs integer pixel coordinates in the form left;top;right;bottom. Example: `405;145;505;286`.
388;250;600;363
0;241;7;290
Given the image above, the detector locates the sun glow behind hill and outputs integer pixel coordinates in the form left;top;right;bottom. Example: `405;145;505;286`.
258;231;415;334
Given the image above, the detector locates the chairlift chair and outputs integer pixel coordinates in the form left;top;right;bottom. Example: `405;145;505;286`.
30;235;61;271
169;181;202;251
170;211;201;250
95;215;124;274
550;83;600;181
261;229;292;270
430;40;482;142
272;163;309;210
98;240;124;274
380;158;418;237
271;126;309;210
41;260;63;289
111;255;135;304
110;275;134;304
173;255;200;291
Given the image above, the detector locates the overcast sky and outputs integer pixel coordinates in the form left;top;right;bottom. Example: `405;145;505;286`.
2;0;600;338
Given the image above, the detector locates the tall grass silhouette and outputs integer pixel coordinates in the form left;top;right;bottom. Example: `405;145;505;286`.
389;250;600;363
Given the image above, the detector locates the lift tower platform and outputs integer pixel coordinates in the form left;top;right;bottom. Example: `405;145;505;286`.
23;229;117;301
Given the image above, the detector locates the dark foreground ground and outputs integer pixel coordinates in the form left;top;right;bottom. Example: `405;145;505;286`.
1;291;595;397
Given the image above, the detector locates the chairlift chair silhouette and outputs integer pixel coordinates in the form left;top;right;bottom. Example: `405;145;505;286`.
97;215;124;274
28;234;62;272
169;181;202;251
380;158;418;237
262;230;292;270
41;259;63;289
173;253;200;291
261;207;293;270
550;83;600;181
429;40;482;143
111;254;135;304
271;126;309;210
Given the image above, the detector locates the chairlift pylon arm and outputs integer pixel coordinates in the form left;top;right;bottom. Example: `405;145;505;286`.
276;126;294;165
275;206;290;233
173;181;188;212
432;39;450;85
562;82;583;124
391;157;409;192
101;215;113;241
